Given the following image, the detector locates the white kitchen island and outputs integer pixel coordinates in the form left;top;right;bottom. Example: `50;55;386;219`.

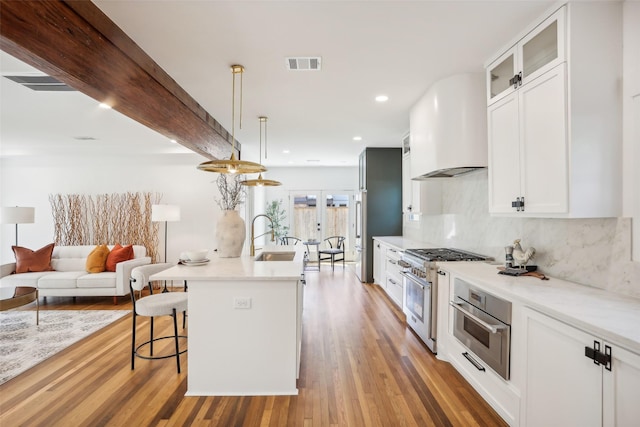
150;245;305;396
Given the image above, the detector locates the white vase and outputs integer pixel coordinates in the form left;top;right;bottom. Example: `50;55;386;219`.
216;209;246;258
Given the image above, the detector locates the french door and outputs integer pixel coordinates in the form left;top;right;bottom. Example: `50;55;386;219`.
289;190;354;260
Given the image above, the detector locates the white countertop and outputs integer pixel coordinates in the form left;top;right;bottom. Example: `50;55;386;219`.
372;236;438;251
439;262;640;354
150;245;305;282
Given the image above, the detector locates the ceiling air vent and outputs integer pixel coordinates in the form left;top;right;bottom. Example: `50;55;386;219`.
286;57;322;71
3;75;76;92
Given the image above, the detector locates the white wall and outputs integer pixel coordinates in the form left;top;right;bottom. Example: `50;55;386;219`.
0;152;224;264
0;157;358;265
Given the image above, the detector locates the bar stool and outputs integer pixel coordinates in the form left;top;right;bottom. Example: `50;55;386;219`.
130;263;187;373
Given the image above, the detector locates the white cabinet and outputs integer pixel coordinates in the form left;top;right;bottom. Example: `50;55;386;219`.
402;134;442;219
372;239;404;307
373;239;385;285
486;2;622;218
522;308;640;426
488;63;568;214
487;7;565;105
384;247;403;307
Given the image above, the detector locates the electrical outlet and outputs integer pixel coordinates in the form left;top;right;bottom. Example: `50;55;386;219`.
233;297;251;309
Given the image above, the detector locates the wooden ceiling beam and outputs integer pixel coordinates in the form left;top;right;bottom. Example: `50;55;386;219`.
0;0;236;160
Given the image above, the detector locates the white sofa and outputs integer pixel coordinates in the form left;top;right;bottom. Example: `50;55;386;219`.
0;245;151;303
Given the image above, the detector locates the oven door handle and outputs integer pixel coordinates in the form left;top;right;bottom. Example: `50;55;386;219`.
450;302;507;334
399;271;425;289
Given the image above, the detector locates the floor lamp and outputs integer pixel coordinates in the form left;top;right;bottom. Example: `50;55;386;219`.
1;206;35;246
152;204;180;292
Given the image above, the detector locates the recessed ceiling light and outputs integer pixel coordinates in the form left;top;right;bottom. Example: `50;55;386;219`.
283;149;290;154
98;102;112;109
353;136;362;141
375;95;389;103
170;139;177;144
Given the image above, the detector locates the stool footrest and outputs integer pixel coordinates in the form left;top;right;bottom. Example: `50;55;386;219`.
134;335;188;360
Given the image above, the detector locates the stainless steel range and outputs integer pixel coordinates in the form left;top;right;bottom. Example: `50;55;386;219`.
400;248;490;354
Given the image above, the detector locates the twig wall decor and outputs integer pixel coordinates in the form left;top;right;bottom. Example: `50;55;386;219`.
49;192;161;262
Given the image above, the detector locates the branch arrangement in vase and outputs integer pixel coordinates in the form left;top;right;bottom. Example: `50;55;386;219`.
215;174;246;210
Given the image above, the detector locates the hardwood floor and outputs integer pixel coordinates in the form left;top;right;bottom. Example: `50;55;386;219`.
0;267;507;426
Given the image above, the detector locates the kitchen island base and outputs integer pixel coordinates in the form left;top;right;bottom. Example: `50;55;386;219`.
187;278;300;396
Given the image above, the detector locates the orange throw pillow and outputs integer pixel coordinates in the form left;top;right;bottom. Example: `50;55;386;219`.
106;244;134;272
85;244;110;273
12;243;55;273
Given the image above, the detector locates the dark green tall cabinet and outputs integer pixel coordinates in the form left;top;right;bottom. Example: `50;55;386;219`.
355;147;403;283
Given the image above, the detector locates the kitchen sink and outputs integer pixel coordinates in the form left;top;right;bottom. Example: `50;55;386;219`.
254;252;296;262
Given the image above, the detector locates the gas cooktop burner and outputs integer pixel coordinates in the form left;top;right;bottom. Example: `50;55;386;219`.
405;248;489;262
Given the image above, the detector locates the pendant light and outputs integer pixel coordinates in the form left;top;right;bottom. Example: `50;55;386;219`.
197;65;266;174
241;116;282;187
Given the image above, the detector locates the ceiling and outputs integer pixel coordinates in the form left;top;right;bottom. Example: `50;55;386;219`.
0;0;556;167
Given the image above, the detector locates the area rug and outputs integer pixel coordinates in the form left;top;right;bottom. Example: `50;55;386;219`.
0;310;128;385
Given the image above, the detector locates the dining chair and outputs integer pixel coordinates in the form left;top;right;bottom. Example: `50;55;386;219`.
319;236;345;271
280;236;302;245
130;263;187;373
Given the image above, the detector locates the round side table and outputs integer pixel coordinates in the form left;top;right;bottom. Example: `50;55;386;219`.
0;286;39;324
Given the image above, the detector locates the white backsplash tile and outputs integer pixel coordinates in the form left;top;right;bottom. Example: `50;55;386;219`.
406;170;639;298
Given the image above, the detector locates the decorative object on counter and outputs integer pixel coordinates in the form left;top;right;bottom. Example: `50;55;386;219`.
265;199;289;242
1;206;35;246
512;239;536;267
197;65;265;175
499;239;541;277
183;249;208;262
504;245;514;268
497;266;548;280
215;173;246;211
241;117;282;187
217;210;246;258
215;174;247;258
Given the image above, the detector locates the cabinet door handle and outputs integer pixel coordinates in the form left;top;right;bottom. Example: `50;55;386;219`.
509;72;523;89
584;341;612;370
512;197;525;212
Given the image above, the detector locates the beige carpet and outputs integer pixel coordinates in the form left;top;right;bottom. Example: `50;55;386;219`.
0;310;128;385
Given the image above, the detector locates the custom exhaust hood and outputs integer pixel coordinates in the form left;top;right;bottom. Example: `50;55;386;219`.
409;73;487;180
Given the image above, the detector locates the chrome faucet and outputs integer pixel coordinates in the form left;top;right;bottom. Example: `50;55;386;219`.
250;214;275;256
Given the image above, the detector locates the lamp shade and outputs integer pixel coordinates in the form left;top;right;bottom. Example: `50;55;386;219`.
1;207;35;224
151;204;180;222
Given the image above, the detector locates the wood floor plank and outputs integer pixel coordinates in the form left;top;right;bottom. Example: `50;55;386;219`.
0;267;507;426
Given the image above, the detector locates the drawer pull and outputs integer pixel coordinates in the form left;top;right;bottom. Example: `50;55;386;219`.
462;352;486;372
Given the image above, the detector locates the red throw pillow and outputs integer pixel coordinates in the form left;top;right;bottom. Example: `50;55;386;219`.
12;243;55;273
105;244;134;272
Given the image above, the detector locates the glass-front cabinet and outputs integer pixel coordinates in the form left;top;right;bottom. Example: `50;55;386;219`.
487;6;565;104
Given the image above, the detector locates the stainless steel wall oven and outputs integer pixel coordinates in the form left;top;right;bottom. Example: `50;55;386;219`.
400;248;490;354
451;278;512;380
